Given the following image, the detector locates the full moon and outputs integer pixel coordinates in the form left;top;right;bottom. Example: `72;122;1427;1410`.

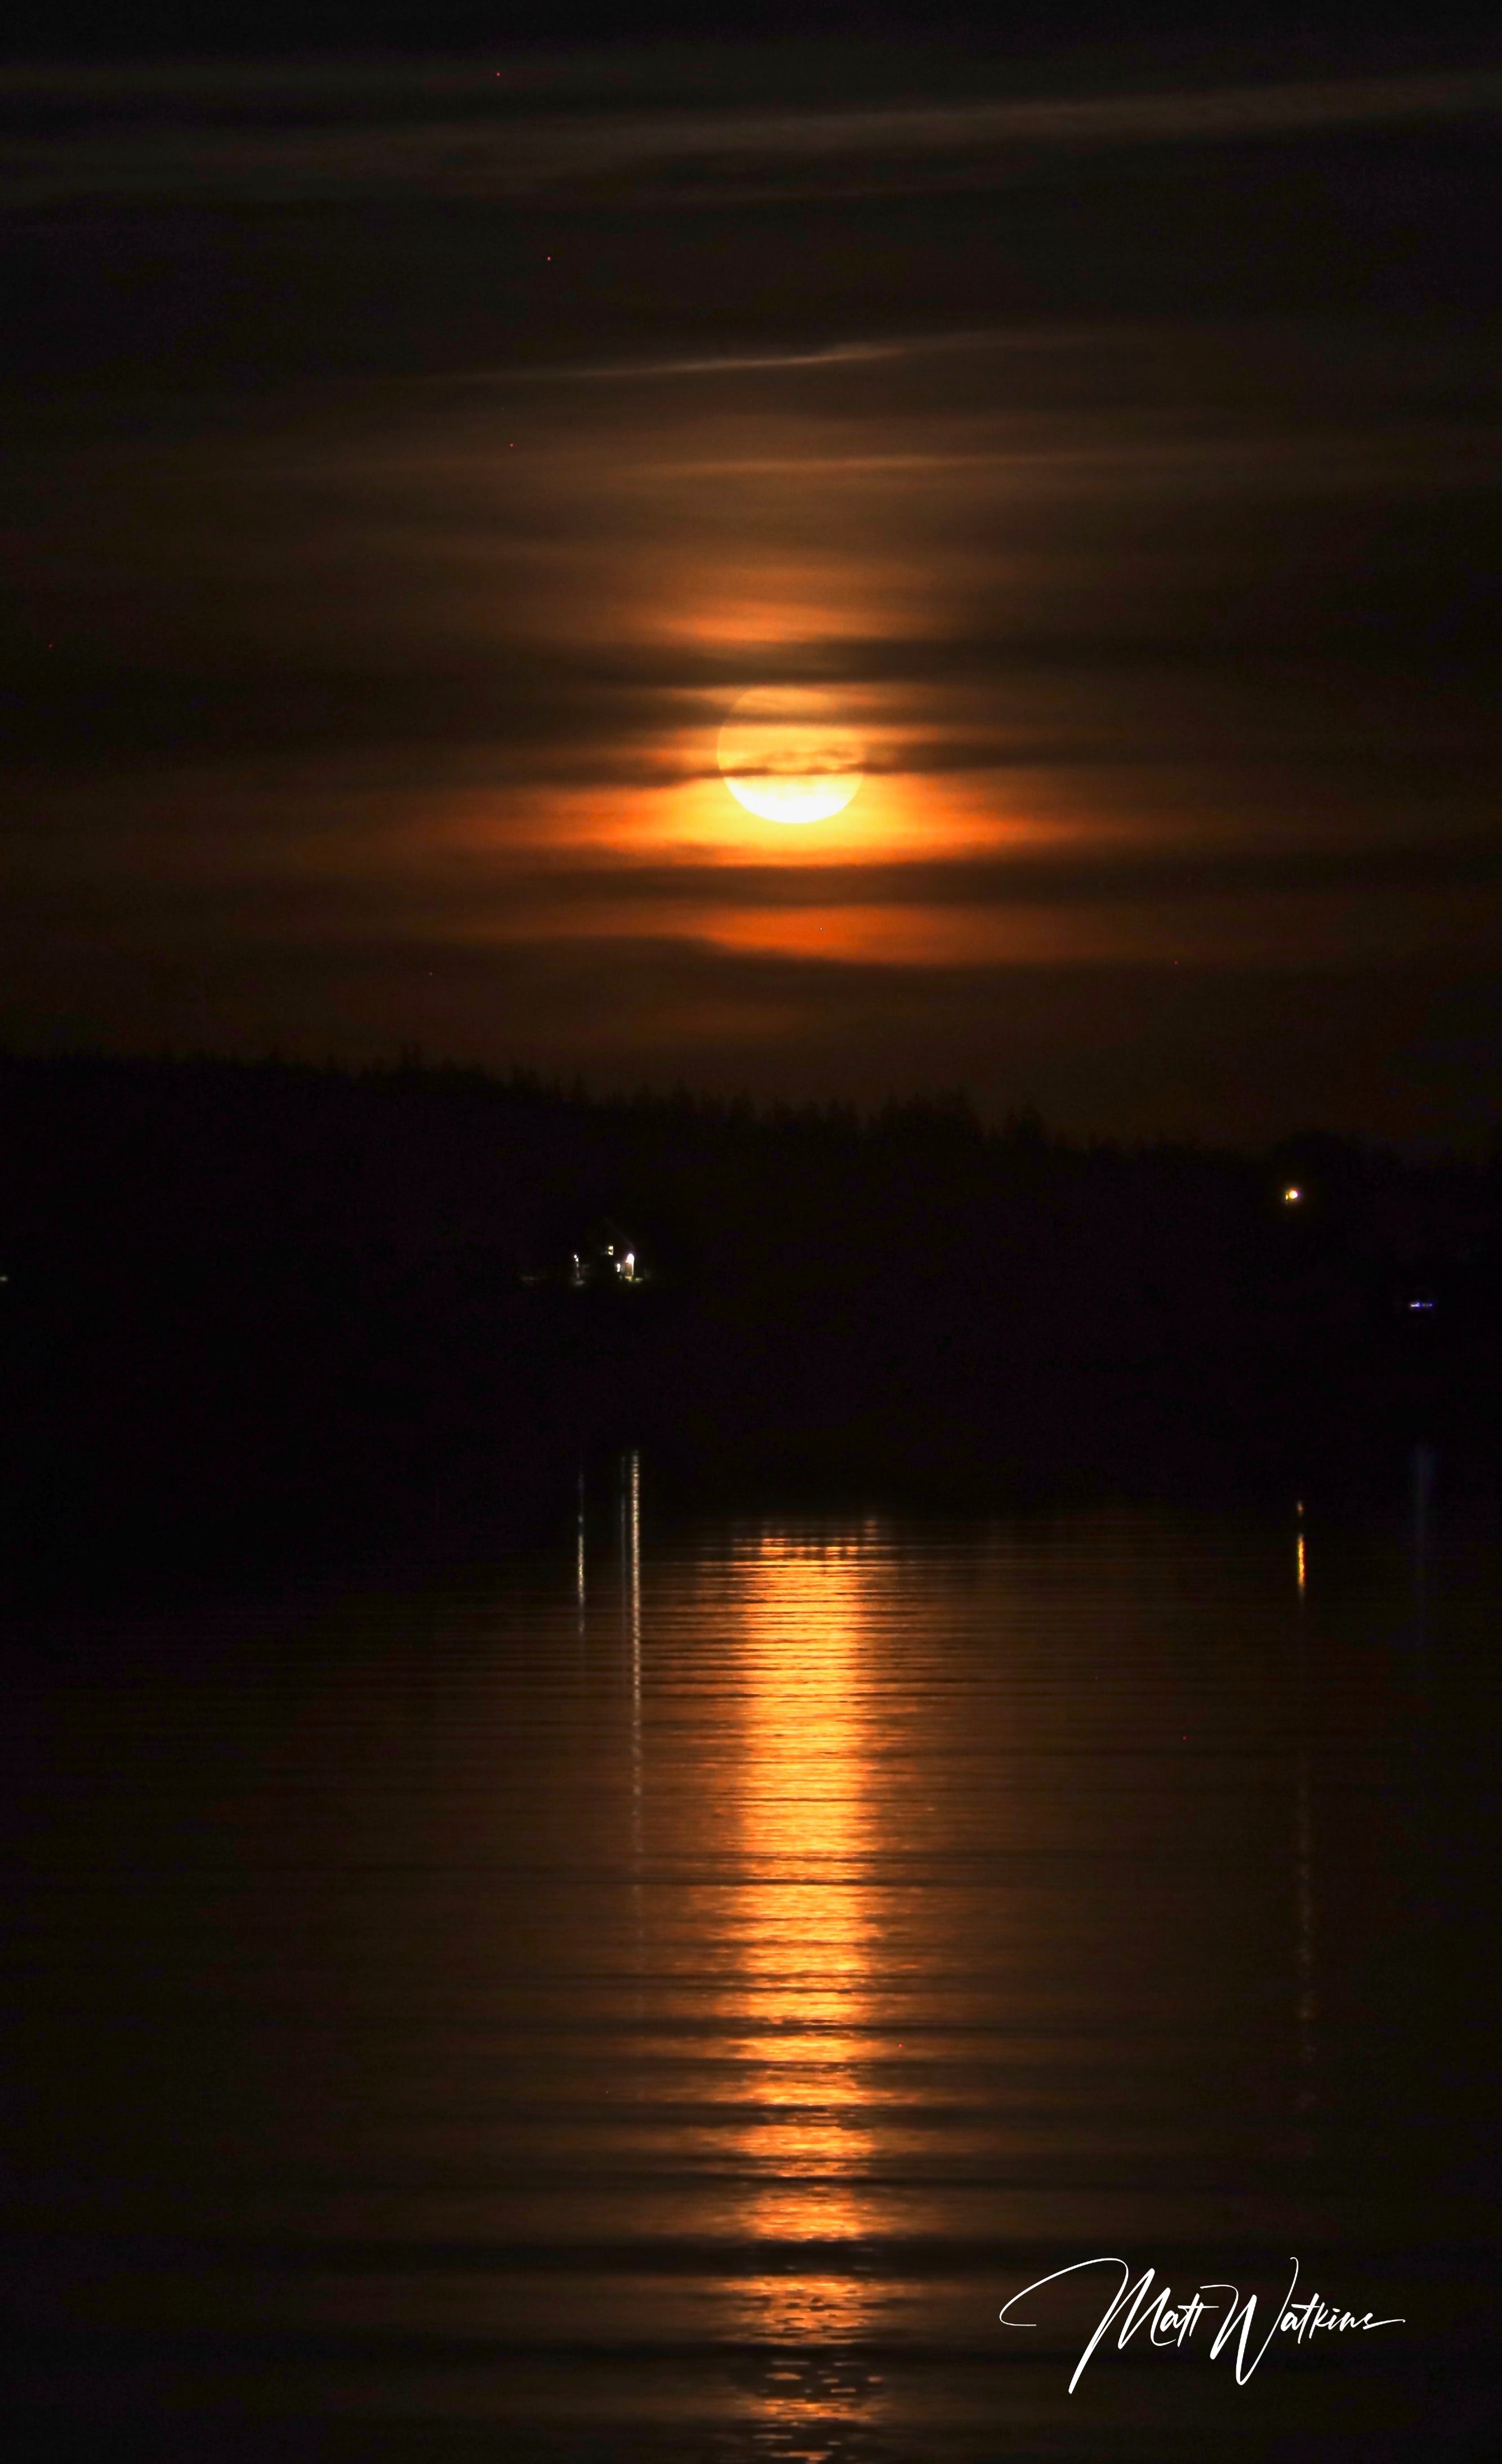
716;686;864;824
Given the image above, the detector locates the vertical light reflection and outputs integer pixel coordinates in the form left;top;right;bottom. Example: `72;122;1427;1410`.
576;1465;586;1644
1293;1508;1317;2115
625;1451;642;1785
624;1452;644;2003
727;1529;884;2364
629;1451;642;1686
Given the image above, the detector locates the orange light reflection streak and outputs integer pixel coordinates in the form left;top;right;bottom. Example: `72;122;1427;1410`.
727;1530;885;2356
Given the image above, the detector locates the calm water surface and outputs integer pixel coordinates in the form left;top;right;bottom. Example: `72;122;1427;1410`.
4;1474;1500;2459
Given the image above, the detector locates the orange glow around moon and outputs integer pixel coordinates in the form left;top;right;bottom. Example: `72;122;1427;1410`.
717;686;864;824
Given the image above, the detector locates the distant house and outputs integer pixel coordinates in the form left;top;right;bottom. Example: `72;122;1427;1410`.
521;1223;647;1290
571;1230;643;1287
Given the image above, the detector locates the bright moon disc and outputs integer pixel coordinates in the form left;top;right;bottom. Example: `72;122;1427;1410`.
717;687;864;824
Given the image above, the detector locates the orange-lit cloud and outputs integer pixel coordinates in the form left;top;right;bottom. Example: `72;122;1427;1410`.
4;35;1500;1141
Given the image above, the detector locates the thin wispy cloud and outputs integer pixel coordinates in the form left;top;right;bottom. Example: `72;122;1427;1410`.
3;63;1499;206
3;31;1499;1136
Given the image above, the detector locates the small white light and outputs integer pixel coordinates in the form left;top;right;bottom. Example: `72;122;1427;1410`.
1283;1186;1302;1204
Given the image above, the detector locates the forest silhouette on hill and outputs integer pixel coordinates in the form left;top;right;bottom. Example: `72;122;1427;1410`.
2;1050;1497;1592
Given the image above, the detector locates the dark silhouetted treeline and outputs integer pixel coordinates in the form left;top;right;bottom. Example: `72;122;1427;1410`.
2;1050;1498;1592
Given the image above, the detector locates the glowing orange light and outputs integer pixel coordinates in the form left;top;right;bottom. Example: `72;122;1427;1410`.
717;686;864;824
725;1530;881;2298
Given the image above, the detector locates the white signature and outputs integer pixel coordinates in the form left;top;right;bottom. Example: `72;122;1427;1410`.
999;2255;1405;2391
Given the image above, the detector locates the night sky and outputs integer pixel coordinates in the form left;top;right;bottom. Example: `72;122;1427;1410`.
5;11;1500;1145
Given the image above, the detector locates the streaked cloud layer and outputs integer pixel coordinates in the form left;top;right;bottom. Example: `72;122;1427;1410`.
5;55;1499;203
3;35;1499;1139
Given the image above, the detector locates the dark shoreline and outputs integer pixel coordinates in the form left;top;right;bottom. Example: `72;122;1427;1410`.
2;1049;1497;1607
